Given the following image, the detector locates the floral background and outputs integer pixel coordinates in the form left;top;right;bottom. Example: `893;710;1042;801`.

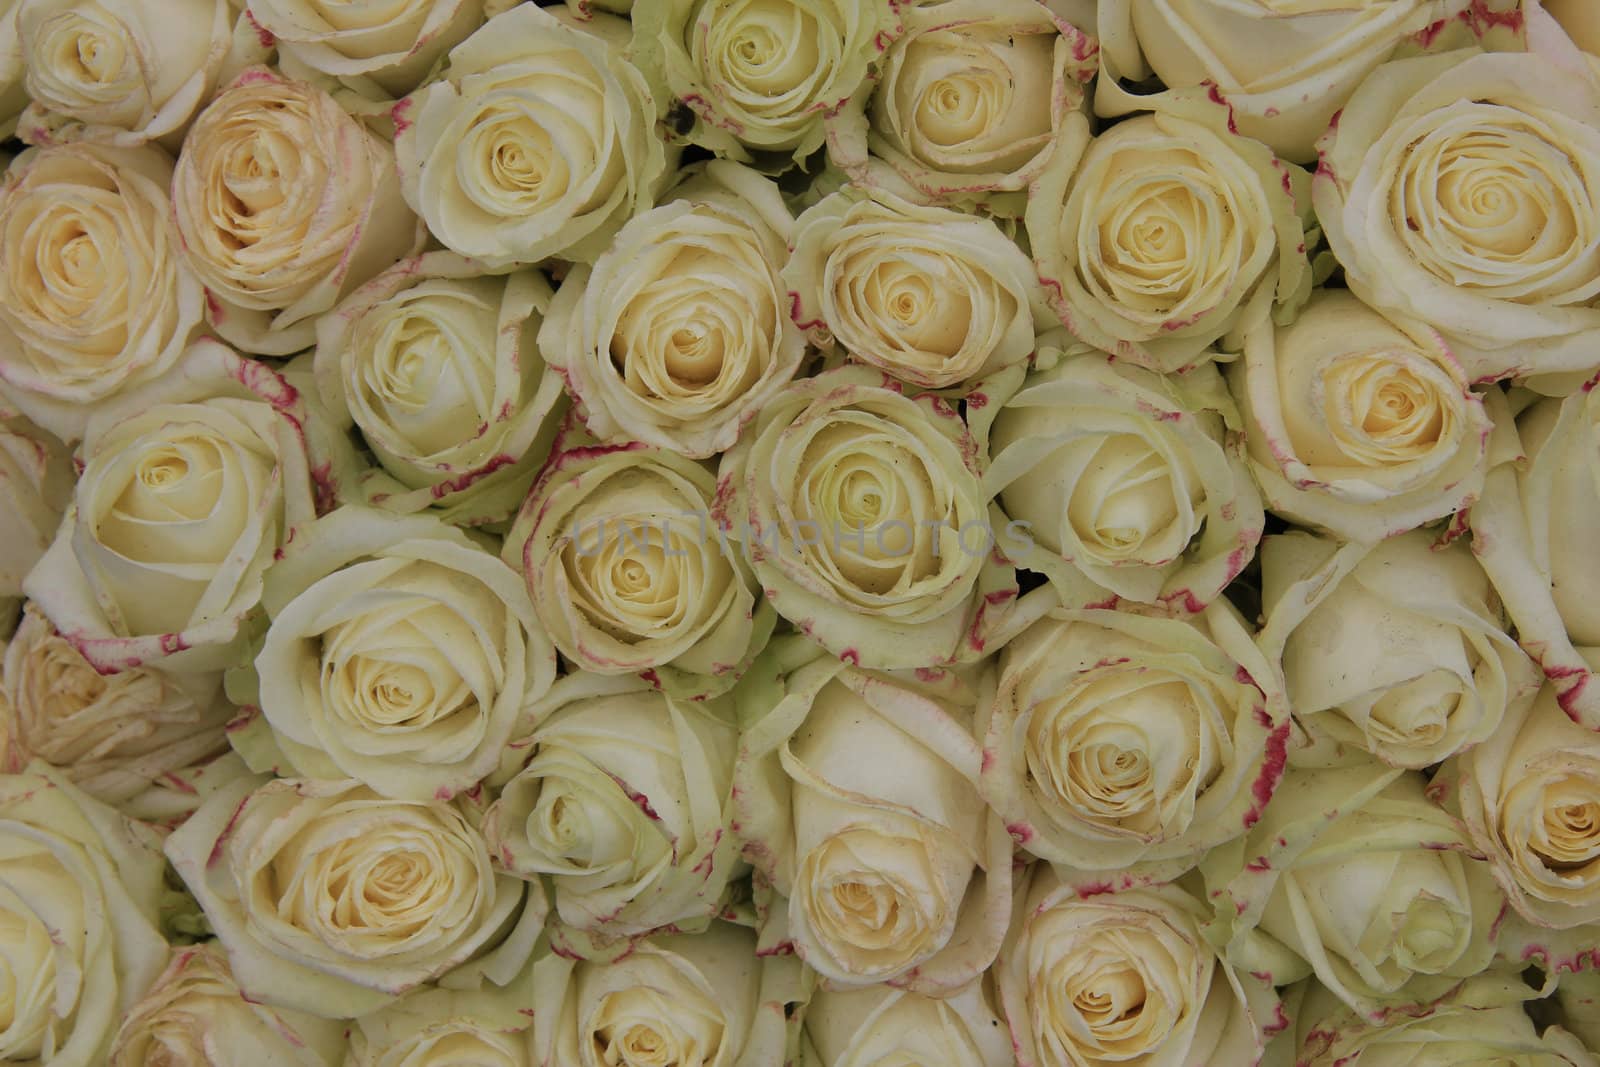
0;0;1598;1064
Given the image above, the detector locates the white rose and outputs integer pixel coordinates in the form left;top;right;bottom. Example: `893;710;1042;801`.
1291;973;1600;1067
0;404;71;612
0;2;29;138
1026;93;1312;373
804;979;1014;1067
1470;387;1600;729
718;364;1017;670
15;0;234;146
983;347;1262;608
997;865;1277;1067
314;254;567;526
0;143;204;440
980;601;1289;879
246;0;488;98
1261;529;1540;769
504;430;774;697
346;975;534;1067
482;672;740;952
1096;0;1457;162
110;942;347;1067
23;341;350;674
1448;674;1600;930
1313;31;1600;382
175;68;422;356
784;187;1050;389
632;0;896;163
238;507;556;802
1549;0;1600;55
1557;968;1600;1050
1204;761;1504;1017
827;0;1098;213
1;602;233;814
394;3;670;269
533;923;804;1067
165;774;548;1018
1232;290;1491;542
541;160;803;458
734;639;1012;994
0;768;168;1066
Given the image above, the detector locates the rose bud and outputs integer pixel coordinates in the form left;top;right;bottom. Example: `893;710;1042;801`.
1447;673;1600;930
984;344;1262;610
1204;760;1504;1019
632;0;895;164
165;774;547;1018
1260;529;1540;769
1232;291;1490;542
785;187;1051;390
540;161;804;458
110;943;346;1067
174;69;421;356
733;638;1011;995
24;340;355;675
1027;92;1312;374
394;3;669;269
996;865;1279;1067
826;0;1097;215
13;0;236;146
482;671;741;953
313;253;567;528
980;600;1289;879
0;769;168;1066
1313;21;1600;383
0;143;204;439
235;507;556;803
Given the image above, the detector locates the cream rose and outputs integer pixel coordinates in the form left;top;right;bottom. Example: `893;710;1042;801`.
1313;32;1600;382
0;143;204;439
165;774;547;1019
347;975;534;1067
540;161;803;457
1233;290;1490;542
1448;674;1600;930
785;187;1049;389
718;364;1016;670
1096;0;1455;163
1027;93;1312;373
1261;530;1540;769
734;639;1011;993
1291;973;1600;1067
506;428;773;696
980;600;1289;879
394;3;669;269
1550;0;1600;55
237;507;556;802
0;768;168;1067
14;0;233;146
632;0;894;163
110;942;347;1067
315;255;566;526
997;865;1277;1067
1558;969;1600;1050
532;923;803;1067
482;672;740;952
23;340;349;674
1470;387;1600;729
174;68;421;356
1;602;233;814
804;979;1014;1067
0;404;70;615
246;0;489;99
827;0;1097;212
0;4;29;139
983;347;1262;608
1204;761;1504;1017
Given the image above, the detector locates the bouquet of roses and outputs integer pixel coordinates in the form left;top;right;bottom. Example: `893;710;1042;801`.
0;0;1597;1064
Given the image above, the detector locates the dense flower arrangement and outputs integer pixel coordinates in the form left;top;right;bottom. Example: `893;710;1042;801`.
0;0;1598;1064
